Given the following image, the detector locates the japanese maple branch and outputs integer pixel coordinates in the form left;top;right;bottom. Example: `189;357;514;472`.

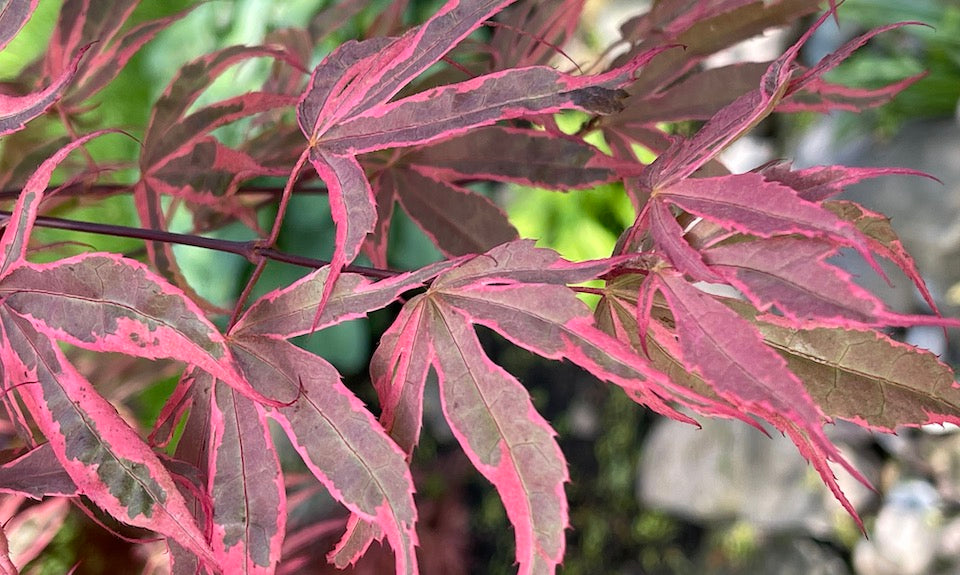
0;210;398;279
0;182;329;201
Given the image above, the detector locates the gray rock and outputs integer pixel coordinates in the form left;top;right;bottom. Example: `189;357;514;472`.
853;480;943;575
636;417;876;535
702;537;851;575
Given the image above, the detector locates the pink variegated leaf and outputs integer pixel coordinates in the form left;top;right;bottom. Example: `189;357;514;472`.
232;258;457;340
61;5;196;108
432;239;620;289
790;22;926;93
407;126;619;189
0;0;38;51
430;242;754;424
304;151;374;313
641;39;797;189
42;0;136;74
648;200;722;282
640;8;855;190
1;497;69;570
621;62;769;124
228;337;418;575
0;529;11;575
320;51;661;155
595;279;740;416
330;294;441;564
144;91;296;172
653;173;883;273
650;272;868;526
823;200;939;314
394;166;518;257
0;44;89;138
726;301;960;432
0;443;77;499
136;47;294;280
780;73;926;113
375;242;782;571
616;0;820;94
142;46;294;165
352;286;572;574
295;37;395;137
150;372;199;449
755;161;932;203
149;136;285;230
0;254;269;404
301;0;518;128
433;279;728;425
327;514;381;570
0;310;217;567
367;169;401;267
371;297;433;459
207;374;285;574
134;47;297;308
703;237;956;328
298;6;661;312
167;368;215;575
429;306;568;575
637;12;917;193
489;0;585;68
0;130;114;277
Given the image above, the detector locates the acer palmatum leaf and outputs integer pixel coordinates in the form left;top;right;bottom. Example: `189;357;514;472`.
0;311;218;568
229;337;419;575
207;374;286;574
0;130;114;276
0;0;39;52
650;272;869;527
0;18;88;138
0;255;274;406
726;300;960;432
297;0;664;318
0;443;77;499
702;237;959;328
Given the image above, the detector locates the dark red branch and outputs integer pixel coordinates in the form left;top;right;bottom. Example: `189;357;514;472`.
0;210;399;279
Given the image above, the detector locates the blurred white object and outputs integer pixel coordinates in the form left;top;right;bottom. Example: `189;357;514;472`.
853;480;942;575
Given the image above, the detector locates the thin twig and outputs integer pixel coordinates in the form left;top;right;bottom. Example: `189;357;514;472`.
0;210;399;279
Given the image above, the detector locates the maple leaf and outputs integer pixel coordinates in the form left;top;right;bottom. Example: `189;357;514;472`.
345;241;768;573
726;300;960;432
599;10;960;527
0;443;77;499
3;1;959;572
0;0;38;52
0;42;89;138
134;46;300;307
229;336;420;575
0;311;217;567
295;0;666;312
0;132;275;569
168;262;452;574
169;369;286;575
37;0;196;112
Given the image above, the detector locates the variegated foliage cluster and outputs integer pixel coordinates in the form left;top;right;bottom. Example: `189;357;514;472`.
0;1;957;573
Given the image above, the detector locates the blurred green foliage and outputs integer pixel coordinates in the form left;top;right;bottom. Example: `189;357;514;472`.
825;0;960;136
